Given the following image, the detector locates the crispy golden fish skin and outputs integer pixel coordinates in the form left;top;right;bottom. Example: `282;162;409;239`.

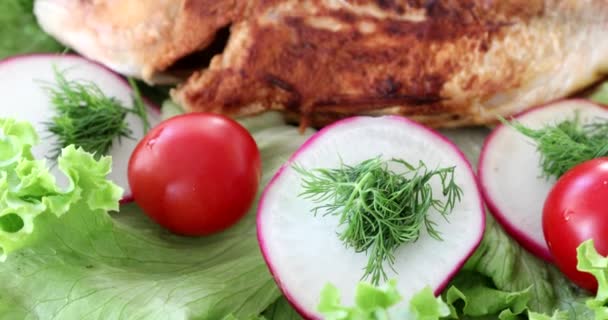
173;0;608;128
34;0;245;83
36;0;608;127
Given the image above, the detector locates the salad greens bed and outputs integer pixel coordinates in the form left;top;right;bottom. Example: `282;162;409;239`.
0;0;63;60
0;110;309;320
318;239;608;320
0;103;604;320
3;2;608;318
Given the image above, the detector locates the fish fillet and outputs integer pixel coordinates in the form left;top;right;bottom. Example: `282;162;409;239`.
34;0;245;83
35;0;608;127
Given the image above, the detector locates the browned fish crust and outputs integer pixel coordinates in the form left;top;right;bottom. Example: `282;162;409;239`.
170;0;608;128
147;0;246;77
37;0;607;128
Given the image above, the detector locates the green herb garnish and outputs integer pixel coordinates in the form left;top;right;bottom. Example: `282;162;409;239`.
44;69;145;159
294;157;463;285
502;114;608;179
128;77;150;133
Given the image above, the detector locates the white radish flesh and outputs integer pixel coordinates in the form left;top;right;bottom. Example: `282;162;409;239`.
257;116;485;319
478;99;608;260
0;54;162;202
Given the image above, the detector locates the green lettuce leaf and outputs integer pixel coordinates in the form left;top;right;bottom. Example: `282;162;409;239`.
318;281;399;319
0;113;314;319
316;240;608;320
528;311;569;320
318;280;450;320
452;214;595;319
446;272;530;319
578;240;608;303
0;0;63;59
408;287;451;320
260;298;303;320
223;298;303;320
546;266;593;319
461;215;561;313
577;240;608;319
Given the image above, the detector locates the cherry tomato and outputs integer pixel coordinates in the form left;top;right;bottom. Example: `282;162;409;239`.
543;157;608;292
128;113;261;236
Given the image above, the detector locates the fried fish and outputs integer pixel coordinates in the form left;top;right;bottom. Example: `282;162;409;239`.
35;0;608;128
34;0;245;83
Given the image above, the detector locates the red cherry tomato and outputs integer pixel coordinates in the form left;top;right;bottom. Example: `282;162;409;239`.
543;157;608;292
128;113;261;236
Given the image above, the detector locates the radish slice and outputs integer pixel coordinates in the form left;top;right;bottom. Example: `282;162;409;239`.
257;116;485;319
479;99;608;261
0;54;162;202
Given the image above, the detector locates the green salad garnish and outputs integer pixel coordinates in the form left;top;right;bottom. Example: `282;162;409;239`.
318;240;608;320
44;69;149;159
0;114;311;319
502;114;608;179
295;157;462;285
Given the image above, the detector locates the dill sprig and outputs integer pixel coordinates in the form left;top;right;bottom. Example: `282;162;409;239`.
501;113;608;179
294;157;463;285
44;69;144;160
128;77;150;133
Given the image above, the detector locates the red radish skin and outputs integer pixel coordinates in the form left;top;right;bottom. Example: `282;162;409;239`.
478;122;552;261
257;116;485;319
478;99;608;261
0;54;161;203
